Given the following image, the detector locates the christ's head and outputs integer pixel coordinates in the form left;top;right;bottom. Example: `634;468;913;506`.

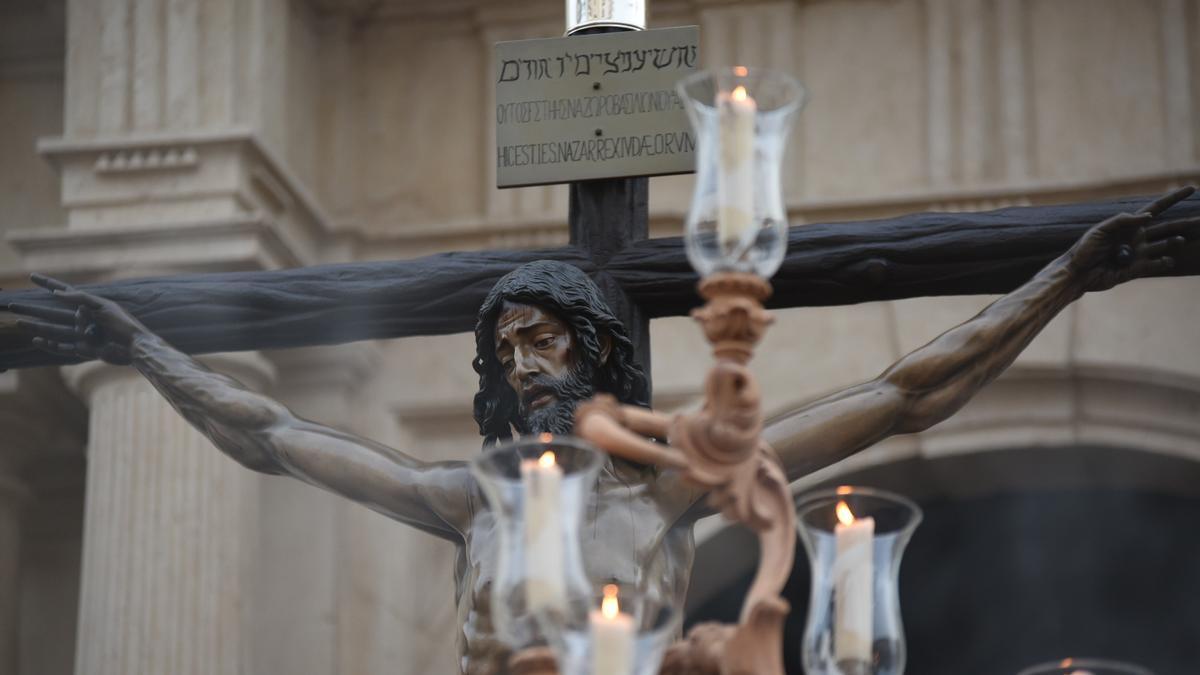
472;261;649;446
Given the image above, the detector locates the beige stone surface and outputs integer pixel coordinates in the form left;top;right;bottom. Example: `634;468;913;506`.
351;21;488;229
1073;276;1200;381
1028;0;1168;182
754;303;901;418
795;0;928;200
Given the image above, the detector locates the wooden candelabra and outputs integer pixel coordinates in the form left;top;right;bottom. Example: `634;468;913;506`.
508;272;796;675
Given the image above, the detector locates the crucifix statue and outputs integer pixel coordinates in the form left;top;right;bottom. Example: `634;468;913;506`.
2;3;1200;672
7;183;1198;674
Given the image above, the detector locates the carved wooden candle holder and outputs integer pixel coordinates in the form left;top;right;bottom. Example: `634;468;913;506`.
545;271;797;675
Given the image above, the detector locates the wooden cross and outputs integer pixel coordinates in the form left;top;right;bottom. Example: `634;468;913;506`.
1;187;1197;375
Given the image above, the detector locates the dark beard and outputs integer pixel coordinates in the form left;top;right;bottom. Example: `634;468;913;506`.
512;362;597;437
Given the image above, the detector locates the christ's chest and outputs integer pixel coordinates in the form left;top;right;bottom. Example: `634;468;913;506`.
462;467;696;598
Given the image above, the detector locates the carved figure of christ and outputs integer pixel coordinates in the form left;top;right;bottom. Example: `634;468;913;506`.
8;190;1198;674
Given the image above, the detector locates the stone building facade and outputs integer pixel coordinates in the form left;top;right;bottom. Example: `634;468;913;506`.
0;0;1198;673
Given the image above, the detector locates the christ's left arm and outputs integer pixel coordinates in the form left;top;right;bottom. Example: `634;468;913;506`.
764;187;1199;482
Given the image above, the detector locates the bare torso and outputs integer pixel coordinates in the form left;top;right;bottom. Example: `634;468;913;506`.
455;458;703;674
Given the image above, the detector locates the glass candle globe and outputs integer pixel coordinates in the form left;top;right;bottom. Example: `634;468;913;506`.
676;66;807;279
795;486;923;675
545;582;679;675
1016;659;1157;675
469;435;604;650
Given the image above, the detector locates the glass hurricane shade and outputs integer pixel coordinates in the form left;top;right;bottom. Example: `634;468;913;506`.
676;66;807;279
546;582;679;675
469;435;604;650
795;486;923;675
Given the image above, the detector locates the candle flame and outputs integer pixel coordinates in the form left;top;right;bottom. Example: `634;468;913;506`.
1060;659;1073;668
601;584;620;619
733;65;748;77
731;85;748;102
836;500;856;526
538;451;556;468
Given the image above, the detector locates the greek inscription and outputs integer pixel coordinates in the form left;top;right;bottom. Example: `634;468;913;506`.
495;89;685;126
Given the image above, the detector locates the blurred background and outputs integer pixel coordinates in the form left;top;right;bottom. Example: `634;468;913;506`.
1;0;1198;673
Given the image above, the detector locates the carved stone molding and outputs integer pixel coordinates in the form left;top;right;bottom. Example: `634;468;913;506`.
93;146;199;174
30;129;339;267
8;216;304;279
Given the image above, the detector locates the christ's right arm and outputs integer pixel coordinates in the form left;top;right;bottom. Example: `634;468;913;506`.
11;277;475;542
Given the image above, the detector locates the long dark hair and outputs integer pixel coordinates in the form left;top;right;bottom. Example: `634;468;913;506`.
472;261;649;446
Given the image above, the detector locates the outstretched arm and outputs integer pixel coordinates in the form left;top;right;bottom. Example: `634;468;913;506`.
11;277;474;541
765;187;1199;481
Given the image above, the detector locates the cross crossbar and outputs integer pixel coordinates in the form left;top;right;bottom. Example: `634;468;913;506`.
1;193;1196;372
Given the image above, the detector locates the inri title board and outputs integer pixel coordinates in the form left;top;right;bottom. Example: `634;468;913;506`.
494;26;699;188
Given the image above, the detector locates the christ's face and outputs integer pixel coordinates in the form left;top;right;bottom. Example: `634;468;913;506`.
493;301;596;435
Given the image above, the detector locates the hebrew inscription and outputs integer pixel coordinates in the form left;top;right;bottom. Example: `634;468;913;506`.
496;45;698;83
494;26;698;188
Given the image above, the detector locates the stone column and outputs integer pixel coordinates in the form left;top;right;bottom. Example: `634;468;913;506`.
251;344;379;675
65;354;273;675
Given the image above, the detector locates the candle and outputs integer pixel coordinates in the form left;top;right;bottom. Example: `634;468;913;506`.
1061;658;1097;675
834;500;874;664
521;449;566;612
590;584;635;675
716;76;757;249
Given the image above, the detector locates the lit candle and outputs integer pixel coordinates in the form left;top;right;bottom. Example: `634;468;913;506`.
521;449;566;612
589;584;635;675
834;500;874;665
1061;658;1096;675
716;71;757;249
